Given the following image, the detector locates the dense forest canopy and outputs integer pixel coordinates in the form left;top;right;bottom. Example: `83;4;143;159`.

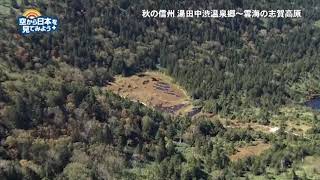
2;0;320;118
0;0;320;179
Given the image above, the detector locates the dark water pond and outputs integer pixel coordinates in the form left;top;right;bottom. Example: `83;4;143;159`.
305;97;320;110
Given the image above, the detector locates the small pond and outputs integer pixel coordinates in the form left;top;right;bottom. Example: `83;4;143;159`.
305;97;320;110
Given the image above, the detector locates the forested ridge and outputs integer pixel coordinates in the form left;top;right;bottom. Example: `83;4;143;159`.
0;0;320;179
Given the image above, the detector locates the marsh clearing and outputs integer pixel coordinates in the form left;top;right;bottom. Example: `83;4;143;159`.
229;141;271;161
106;71;197;116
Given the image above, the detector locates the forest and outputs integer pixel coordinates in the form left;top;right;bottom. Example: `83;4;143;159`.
0;0;320;179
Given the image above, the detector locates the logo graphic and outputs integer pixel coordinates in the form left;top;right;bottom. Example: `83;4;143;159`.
22;9;41;19
18;9;59;35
